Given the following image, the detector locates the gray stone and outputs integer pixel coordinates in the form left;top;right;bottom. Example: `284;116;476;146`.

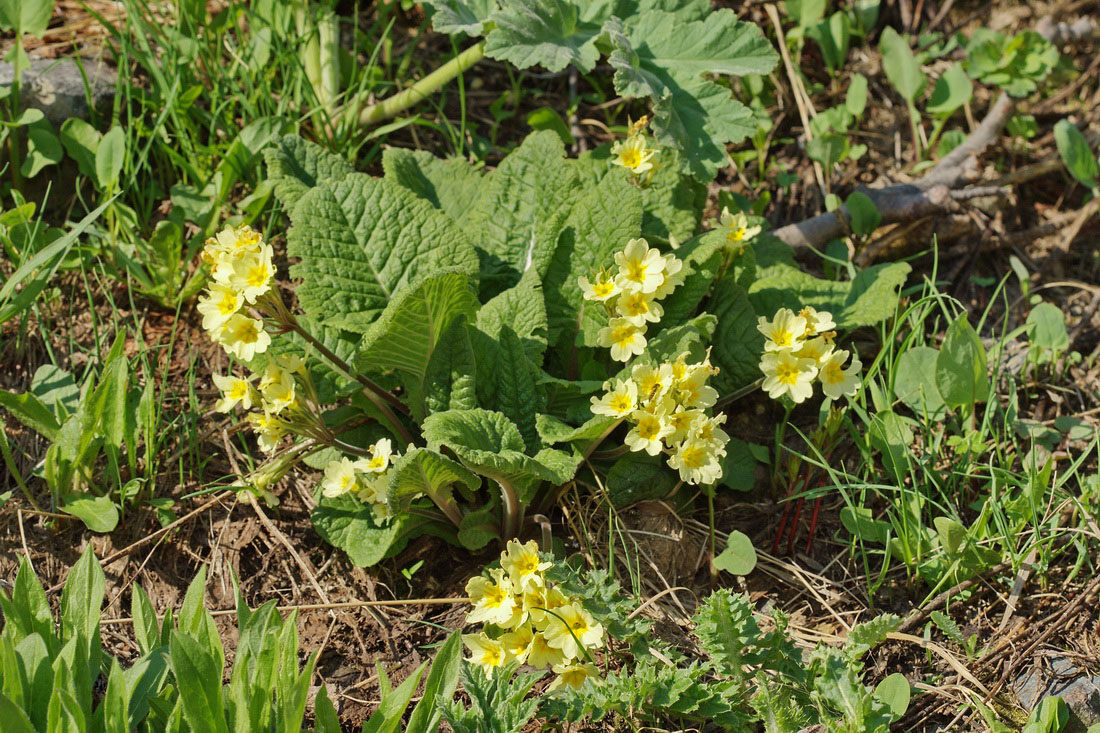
1014;655;1100;732
0;56;115;127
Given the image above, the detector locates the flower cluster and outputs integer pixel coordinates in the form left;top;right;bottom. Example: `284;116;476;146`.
718;206;762;253
757;307;862;404
591;352;729;486
318;439;399;520
581;238;684;362
463;541;604;693
611;116;659;178
213;354;311;455
197;225;275;361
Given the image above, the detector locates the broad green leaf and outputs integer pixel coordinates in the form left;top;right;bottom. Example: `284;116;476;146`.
463;131;577;296
94;126;126;190
263;135;355;209
0;690;36;733
457;504;500;550
656;230;723;328
935;315;989;409
30;365;78;419
606;10;778;179
839;506;892;545
868;411;914;484
926;64;972;116
639;312;716;367
719;438;760;491
313;686;341;733
933;516;966;554
879;27;924;102
18;634;51;725
638;151;705;242
168;631;229;733
59;494;119;533
60;546;104;645
3;557;53;648
423;317;478;415
480;326;545;449
475;275;549;364
0;0;53;36
406;631;463;733
807;11;850;72
709;280;762;395
59;118;100;179
386;447;481;514
382;148;486;225
713;531;757;575
1054;119;1098;189
807;133;849;169
311;493;414;567
1027;302;1069;353
20;119;62;178
287;175;479;333
605;451;678;507
422;0;498;34
893;346;947;419
361;662;427;733
484;0;601;73
527;106;573;145
536;413;615;446
845;191;881;236
846;73;869;116
0;388;61;440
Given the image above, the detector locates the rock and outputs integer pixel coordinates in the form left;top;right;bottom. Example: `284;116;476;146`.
0;56;115;127
1013;655;1100;732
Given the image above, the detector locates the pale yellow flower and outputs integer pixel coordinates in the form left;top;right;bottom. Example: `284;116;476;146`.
614;238;665;294
498;625;535;664
667;438;724;485
196;283;243;332
664;407;704;445
320;457;361;498
616;289;663;326
202;224;262;266
528;585;569;630
354;439;393;474
800;306;836;337
611;134;657;174
212;373;254;413
693;413;730;450
547;662;600;693
597;317;647;362
276;353;307;375
589;378;638;418
501;539;552;591
624;407;672;456
259;365;295;414
677;366;719;409
229;244;275;304
527;629;568;669
542;602;603;660
466;569;518;627
719;207;762;246
758;308;808;352
247;411;285;453
760;350;819;404
463;633;509;669
818;349;862;400
631;363;673;404
794;335;835;365
651;253;684;300
216;314;271;361
578;271;620;302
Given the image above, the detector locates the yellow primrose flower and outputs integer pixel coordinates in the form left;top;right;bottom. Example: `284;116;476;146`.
248;411;286;454
665;407;704;444
463;633;509;669
800;306;836;337
757;308;808;352
616;290;663;326
548;662;600;693
590;378;638;418
597;317;648;362
466;569;518;627
668;438;724;485
528;585;569;629
543;602;603;660
624;407;673;456
760;350;819;404
216;314;271;362
611;134;657;174
631;363;673;404
196;283;243;332
212;373;254;413
527;629;568;669
614;238;665;294
677;369;719;409
498;625;535;664
259;366;296;414
795;335;835;365
501;539;552;590
578;271;620;302
818;349;862;400
229;244;275;304
276;353;307;375
202;224;263;265
694;413;731;450
627;114;649;137
354;439;393;474
320;457;361;498
719;207;762;246
651;253;684;300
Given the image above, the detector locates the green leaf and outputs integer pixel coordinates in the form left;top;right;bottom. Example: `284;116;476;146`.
59;494;119;533
0;691;36;733
481;326;545;449
806;133;849;169
0;388;61;440
386;447;481;514
1054;119;1098;189
423;317;478;415
264;135;355;209
311;492;413;567
935;315;989;409
926;64;972;116
406;632;463;733
713;531;757;575
845;191;881;236
463;131;577;296
60;546;104;646
30;364;78;419
362;662;428;733
709;280;762;395
288;175;479;333
536;413;615;446
1023;696;1069;733
354;269;480;418
475;274;549;364
879;27;924;102
867;411;914;484
382;148;486;225
840;506;892;545
0;0;53;36
1026;302;1069;353
527;106;573;145
606;10;778;179
656;230;723;328
692;588;761;678
484;0;600;73
59;118;100;179
422;0;498;35
605;452;679;507
313;686;341;733
875;673;910;719
94;126;126;190
719;438;760;491
806;11;850;72
893;346;947;420
20;118;62;178
168;631;229;733
933;516;966;554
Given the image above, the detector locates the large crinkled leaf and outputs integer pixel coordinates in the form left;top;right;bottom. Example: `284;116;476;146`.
475;273;549;364
311;494;412;567
656;230;724;328
386;447;481;514
484;0;601;73
422;0;499;34
709;280;762;395
637;313;716;367
606;452;679;507
382;148;486;226
481;327;546;449
543;160;643;346
536;413;616;446
264;135;354;209
354;269;480;419
748;237;910;329
287;174;479;333
606;11;778;180
463;131;578;297
423;317;479;416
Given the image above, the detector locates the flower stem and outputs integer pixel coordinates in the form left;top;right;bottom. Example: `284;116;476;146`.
358;42;485;126
581;417;626;463
497;478;523;541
